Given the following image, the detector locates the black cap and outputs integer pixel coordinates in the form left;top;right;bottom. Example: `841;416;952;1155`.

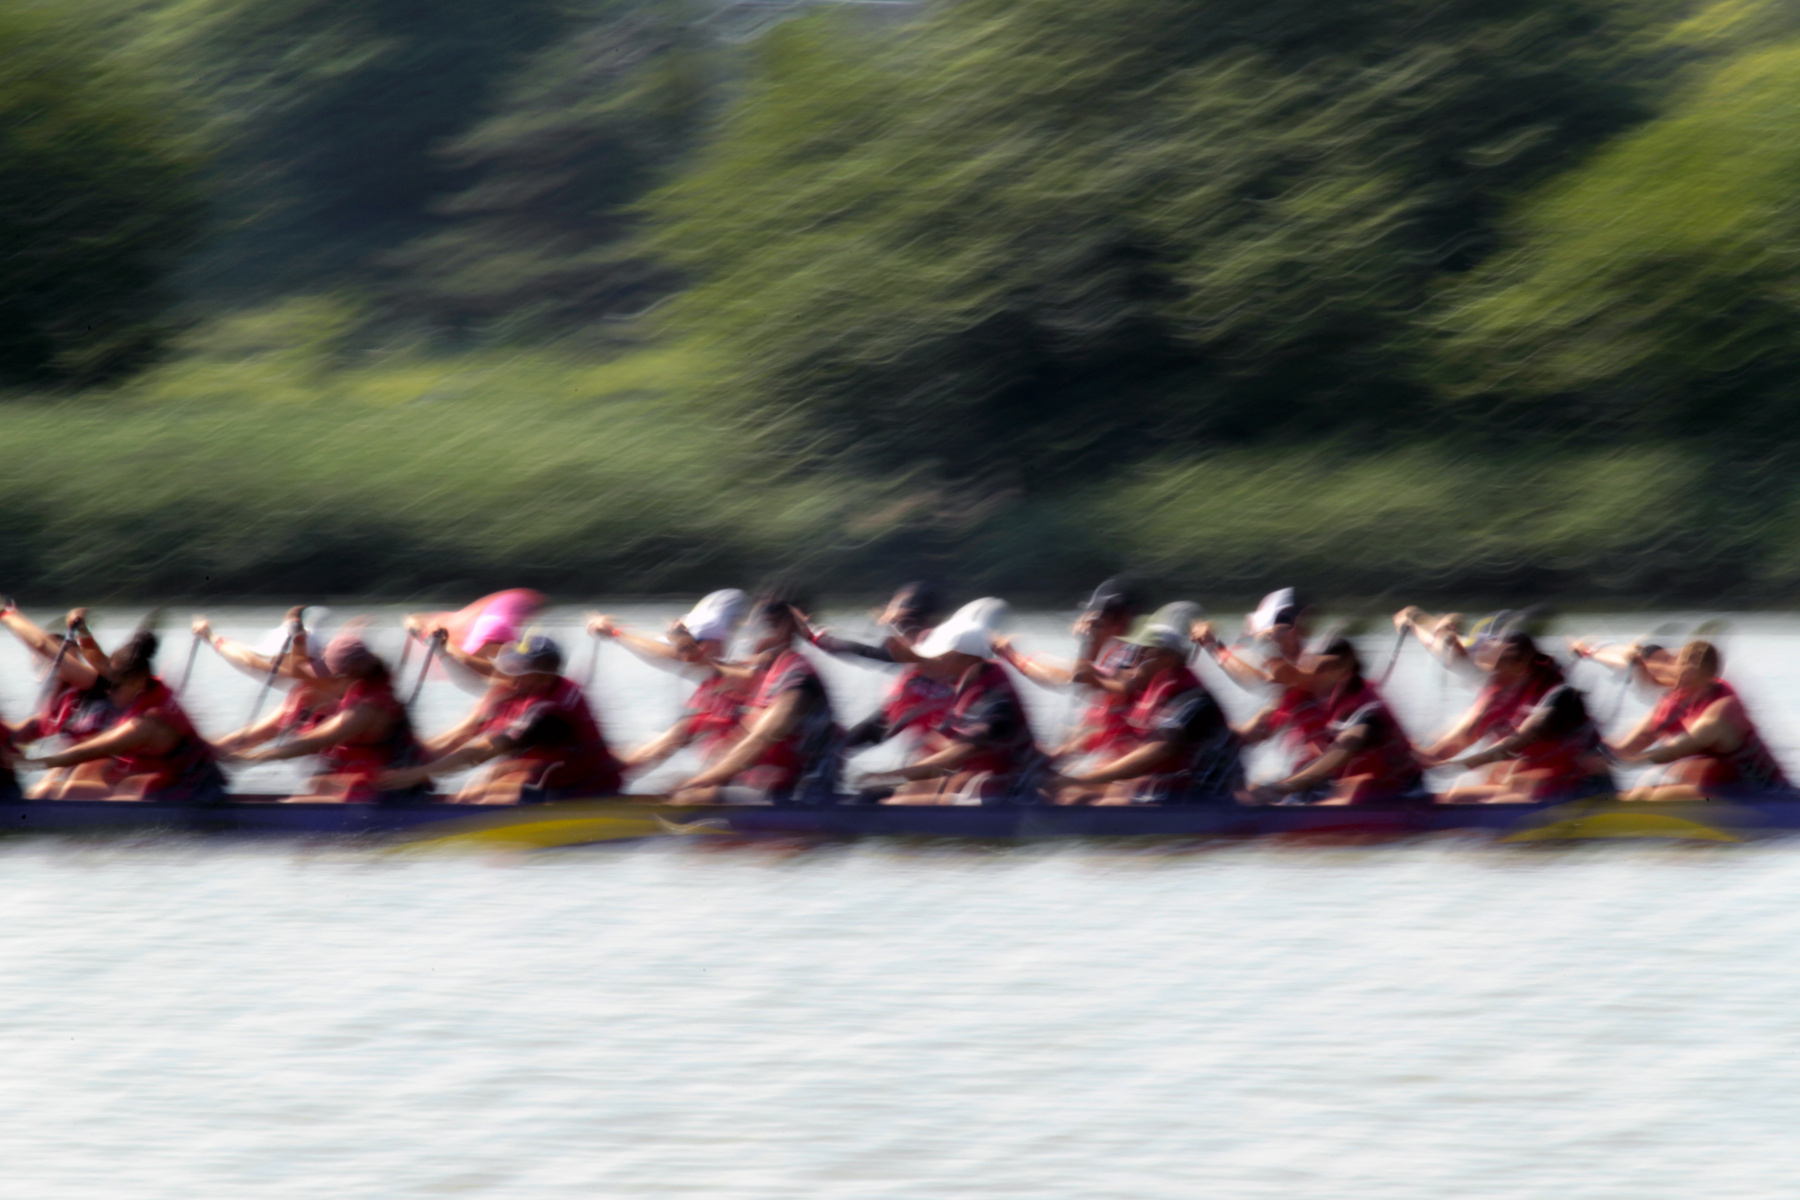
495;635;563;676
1083;575;1149;618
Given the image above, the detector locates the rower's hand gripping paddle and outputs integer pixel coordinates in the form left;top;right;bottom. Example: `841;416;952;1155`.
32;611;82;718
245;613;302;726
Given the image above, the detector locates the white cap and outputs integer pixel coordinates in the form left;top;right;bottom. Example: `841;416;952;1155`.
680;589;748;645
256;607;330;657
915;598;1010;659
1247;588;1296;636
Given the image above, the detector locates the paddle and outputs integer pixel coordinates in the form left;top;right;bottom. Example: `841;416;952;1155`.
582;625;601;691
32;612;81;716
1377;622;1409;685
174;627;204;695
407;629;447;707
245;617;299;726
396;627;416;677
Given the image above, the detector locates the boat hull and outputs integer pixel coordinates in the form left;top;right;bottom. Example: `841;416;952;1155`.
2;794;1797;846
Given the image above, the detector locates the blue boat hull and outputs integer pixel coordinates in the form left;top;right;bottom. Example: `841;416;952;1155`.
3;794;1799;845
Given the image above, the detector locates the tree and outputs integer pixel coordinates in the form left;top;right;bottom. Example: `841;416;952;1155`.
650;0;1673;486
0;12;204;385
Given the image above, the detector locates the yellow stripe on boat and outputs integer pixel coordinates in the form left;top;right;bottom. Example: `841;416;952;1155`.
393;800;721;852
1503;803;1742;843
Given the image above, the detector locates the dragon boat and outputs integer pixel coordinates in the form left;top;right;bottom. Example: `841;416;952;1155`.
2;792;1797;848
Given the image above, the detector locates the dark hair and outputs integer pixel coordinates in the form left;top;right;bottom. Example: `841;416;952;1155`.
112;630;160;681
1086;575;1150;619
1318;635;1362;678
1501;630;1565;688
893;581;945;630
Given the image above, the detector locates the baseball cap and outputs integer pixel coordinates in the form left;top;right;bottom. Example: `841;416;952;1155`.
495;634;563;676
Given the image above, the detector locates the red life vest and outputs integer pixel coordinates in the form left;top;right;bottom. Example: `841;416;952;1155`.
878;666;956;739
942;660;1043;779
1648;680;1788;790
478;676;622;795
112;679;220;795
685;674;747;758
745;650;841;793
1266;685;1333;760
319;679;423;796
1076;639;1140;755
1467;668;1558;742
1124;665;1243;799
1322;678;1423;798
274;687;334;739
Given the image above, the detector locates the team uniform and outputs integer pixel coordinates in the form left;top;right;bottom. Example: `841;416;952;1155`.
684;675;748;761
1122;667;1243;804
476;677;623;801
936;661;1050;805
318;679;428;804
1073;640;1141;759
845;666;957;751
1646;680;1790;795
111;679;227;804
1505;685;1614;801
1319;679;1427;803
730;650;843;805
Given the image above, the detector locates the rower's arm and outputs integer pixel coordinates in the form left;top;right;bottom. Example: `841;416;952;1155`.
590;616;686;666
2;608;101;689
28;715;160;768
1637;697;1746;764
384;735;508;787
683;691;803;788
1422;706;1487;763
622;719;696;770
421;705;490;758
992;638;1075;688
241;704;382;762
1608;710;1663;758
1196;625;1273;690
894;739;980;780
1069;740;1177;786
1267;727;1366;795
212;709;287;754
1233;706;1280;746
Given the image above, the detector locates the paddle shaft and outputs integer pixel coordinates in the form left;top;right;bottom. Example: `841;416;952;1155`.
32;616;81;715
583;627;601;691
174;629;203;695
246;625;297;725
408;630;446;707
1378;624;1408;685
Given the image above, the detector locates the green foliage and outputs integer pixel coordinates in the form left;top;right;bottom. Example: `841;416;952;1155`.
1440;32;1800;442
384;1;720;335
0;10;204;385
651;0;1670;484
123;0;571;297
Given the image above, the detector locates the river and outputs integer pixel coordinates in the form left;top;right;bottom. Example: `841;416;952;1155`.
2;604;1799;1197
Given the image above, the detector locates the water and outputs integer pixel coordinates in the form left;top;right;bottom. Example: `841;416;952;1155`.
5;606;1800;1197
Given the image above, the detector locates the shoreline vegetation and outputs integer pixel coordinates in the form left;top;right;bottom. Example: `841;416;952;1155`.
7;1;1800;606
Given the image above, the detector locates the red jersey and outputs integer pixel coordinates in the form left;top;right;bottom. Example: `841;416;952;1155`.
942;660;1043;780
112;679;222;798
1648;680;1788;790
1322;678;1423;801
18;682;118;744
478;677;622;795
1124;666;1243;800
274;687;334;739
1076;639;1140;756
878;666;956;739
745;650;841;795
1266;685;1333;760
319;679;424;798
685;674;747;758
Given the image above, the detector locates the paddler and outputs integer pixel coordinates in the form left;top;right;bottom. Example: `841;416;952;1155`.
193;609;342;756
22;631;227;803
1196;588;1312;692
1248;637;1427;805
1412;630;1569;789
878;599;1052;805
1440;678;1614;803
230;630;432;803
669;591;843;806
598;590;753;778
1;602;123;797
993;576;1148;761
1606;640;1790;800
803;583;957;794
1055;603;1243;804
381;635;623;804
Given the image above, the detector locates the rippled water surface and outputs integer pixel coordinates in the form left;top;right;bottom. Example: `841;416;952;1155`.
5;607;1800;1196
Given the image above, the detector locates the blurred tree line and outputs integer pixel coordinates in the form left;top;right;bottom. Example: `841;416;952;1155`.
6;0;1800;599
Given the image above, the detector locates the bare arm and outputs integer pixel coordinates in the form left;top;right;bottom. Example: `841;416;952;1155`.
991;637;1075;688
29;715;165;768
1068;739;1178;786
681;691;803;788
622;719;697;770
236;704;384;762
